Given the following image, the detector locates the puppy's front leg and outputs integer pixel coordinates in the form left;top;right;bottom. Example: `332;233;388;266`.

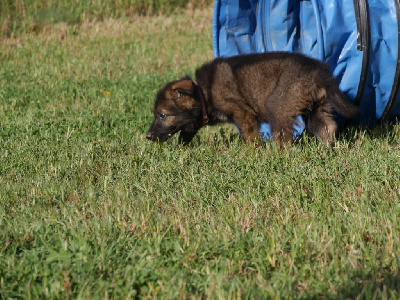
178;130;198;145
232;111;261;146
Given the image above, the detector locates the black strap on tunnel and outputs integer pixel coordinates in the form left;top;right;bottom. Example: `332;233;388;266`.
380;0;400;122
353;0;371;107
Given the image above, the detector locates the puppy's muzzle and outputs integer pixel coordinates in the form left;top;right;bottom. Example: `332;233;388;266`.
146;130;153;140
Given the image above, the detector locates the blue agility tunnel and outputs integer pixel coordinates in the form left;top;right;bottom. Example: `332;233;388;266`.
212;0;400;139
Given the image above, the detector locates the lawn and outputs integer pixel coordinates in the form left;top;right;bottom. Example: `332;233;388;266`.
1;3;400;299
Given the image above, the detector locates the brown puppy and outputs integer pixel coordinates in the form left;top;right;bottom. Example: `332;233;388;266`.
146;52;359;147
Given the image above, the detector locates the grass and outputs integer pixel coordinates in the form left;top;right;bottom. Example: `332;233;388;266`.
0;0;213;37
1;4;400;299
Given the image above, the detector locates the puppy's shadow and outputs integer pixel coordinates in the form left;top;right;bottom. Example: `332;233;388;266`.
194;118;400;149
209;127;243;147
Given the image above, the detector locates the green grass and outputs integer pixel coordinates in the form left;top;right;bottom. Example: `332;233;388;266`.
1;6;400;299
0;0;213;37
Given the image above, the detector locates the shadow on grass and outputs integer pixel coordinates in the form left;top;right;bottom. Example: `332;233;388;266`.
182;117;400;150
335;266;400;298
366;117;400;143
332;117;400;148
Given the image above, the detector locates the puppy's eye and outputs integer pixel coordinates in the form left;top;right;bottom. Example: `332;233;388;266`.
159;113;166;119
176;91;183;99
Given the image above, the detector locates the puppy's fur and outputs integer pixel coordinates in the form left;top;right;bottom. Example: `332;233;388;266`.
146;52;359;147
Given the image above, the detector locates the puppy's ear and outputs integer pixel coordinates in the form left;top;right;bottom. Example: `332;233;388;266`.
171;79;193;100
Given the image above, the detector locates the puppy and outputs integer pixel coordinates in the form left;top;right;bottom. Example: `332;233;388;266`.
146;52;359;148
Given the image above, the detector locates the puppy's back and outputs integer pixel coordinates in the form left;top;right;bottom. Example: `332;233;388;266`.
212;52;330;103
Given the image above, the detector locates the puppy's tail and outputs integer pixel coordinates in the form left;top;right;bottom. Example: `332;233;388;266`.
326;84;360;119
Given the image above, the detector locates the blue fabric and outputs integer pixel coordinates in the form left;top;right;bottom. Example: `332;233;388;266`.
212;0;400;139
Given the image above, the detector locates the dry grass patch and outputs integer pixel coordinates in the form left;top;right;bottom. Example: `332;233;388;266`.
0;7;214;80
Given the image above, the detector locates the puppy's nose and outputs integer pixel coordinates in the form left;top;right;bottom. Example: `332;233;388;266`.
146;131;152;140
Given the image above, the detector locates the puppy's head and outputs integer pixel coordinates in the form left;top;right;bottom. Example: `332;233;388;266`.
146;79;203;143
